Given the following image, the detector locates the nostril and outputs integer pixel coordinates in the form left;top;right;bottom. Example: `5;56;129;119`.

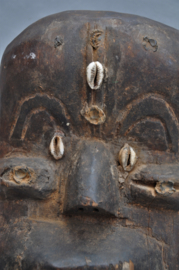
78;207;99;212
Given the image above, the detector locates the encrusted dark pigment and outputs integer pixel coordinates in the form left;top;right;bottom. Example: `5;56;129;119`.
0;10;179;270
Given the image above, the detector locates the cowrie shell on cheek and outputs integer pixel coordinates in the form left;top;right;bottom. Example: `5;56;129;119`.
49;133;64;160
86;61;104;90
119;143;137;172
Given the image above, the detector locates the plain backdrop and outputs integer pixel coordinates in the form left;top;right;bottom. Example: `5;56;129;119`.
0;0;179;62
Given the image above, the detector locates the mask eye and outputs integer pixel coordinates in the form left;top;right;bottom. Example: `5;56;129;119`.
49;133;64;160
119;143;137;172
12;167;31;184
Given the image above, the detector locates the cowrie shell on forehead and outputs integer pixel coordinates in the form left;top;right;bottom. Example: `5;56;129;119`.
86;61;104;90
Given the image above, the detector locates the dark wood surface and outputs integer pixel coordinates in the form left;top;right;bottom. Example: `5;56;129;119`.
0;10;179;269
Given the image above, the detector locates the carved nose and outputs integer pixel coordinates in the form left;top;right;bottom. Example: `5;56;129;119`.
63;140;119;216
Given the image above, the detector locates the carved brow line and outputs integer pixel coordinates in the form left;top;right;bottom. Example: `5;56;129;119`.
117;94;179;152
21;108;57;140
124;117;167;136
10;94;74;140
120;93;178;122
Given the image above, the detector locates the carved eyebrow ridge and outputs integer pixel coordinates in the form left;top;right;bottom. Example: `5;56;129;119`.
21;108;56;140
118;94;179;152
10;94;73;140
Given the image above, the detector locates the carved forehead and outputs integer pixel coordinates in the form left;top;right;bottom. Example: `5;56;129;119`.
0;11;179;141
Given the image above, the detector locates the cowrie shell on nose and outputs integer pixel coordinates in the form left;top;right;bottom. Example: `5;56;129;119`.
119;143;137;172
86;61;104;90
50;133;64;160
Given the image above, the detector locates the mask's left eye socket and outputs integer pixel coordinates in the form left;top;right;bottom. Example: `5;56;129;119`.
49;133;64;160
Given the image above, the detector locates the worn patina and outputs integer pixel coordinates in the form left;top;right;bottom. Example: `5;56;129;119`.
0;10;179;270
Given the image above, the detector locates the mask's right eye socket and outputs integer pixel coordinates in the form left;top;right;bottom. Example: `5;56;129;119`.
49;133;64;160
0;158;56;199
13;167;30;184
1;166;32;185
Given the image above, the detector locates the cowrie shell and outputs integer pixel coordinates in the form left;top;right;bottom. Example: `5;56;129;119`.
50;133;64;160
86;61;104;90
119;143;137;172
